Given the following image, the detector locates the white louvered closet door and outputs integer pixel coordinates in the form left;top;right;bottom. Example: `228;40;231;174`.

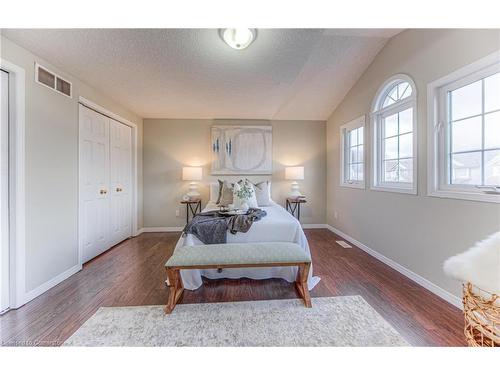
79;105;110;263
109;119;132;247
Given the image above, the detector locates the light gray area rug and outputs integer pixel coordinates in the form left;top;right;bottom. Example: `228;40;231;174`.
63;296;408;346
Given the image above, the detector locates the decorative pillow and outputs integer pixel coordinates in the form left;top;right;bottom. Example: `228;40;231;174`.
218;180;234;207
233;181;259;209
209;182;220;203
215;179;224;204
248;180;271;206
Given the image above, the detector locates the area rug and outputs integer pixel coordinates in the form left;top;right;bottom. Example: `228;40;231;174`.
63;296;408;346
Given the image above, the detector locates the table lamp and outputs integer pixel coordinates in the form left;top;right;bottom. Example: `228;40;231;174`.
182;166;202;199
285;166;304;198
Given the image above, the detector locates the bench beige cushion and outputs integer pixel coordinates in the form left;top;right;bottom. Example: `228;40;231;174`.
166;242;311;268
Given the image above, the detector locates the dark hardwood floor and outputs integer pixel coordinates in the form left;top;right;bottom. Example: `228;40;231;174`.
0;229;465;346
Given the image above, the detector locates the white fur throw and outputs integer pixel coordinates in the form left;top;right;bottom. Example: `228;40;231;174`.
443;232;500;294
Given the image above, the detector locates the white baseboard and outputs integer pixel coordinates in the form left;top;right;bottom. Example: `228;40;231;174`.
134;228;145;236
324;224;463;309
301;224;329;229
22;264;82;306
141;227;184;233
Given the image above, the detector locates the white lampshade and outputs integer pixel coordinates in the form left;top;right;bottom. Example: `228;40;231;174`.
285;166;304;181
182;167;202;181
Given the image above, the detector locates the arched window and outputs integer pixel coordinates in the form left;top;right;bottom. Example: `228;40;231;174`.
371;74;417;194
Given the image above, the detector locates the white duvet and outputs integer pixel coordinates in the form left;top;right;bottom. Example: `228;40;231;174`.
174;201;321;290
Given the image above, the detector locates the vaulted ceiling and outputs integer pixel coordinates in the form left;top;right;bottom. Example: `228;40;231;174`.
2;29;401;120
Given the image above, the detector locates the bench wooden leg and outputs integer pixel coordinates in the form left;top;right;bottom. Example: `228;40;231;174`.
295;263;312;308
165;268;184;314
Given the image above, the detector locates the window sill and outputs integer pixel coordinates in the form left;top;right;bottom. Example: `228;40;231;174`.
428;189;500;204
340;182;365;190
370;185;417;195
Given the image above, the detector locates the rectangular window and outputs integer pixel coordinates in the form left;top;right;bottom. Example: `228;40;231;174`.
448;73;500;187
381;108;414;184
340;116;365;189
428;52;500;203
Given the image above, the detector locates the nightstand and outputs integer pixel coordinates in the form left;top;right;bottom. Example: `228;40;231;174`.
286;197;306;221
180;198;201;225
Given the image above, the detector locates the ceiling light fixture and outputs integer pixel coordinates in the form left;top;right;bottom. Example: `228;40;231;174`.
220;28;256;50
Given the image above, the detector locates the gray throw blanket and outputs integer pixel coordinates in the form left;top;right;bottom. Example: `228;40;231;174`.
183;208;267;244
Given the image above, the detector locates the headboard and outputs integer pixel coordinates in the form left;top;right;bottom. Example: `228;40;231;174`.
208;179;272;203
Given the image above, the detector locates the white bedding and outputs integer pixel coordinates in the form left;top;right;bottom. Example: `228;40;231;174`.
175;201;321;290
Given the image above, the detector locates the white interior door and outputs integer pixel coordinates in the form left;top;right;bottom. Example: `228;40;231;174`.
109;119;132;246
79;105;110;263
1;69;10;312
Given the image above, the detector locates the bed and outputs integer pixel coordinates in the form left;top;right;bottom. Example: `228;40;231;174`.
174;184;320;291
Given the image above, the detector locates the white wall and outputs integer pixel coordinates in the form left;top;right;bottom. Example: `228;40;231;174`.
143;119;326;227
326;29;500;300
1;35;143;298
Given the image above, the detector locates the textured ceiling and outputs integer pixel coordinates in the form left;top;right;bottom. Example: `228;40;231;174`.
2;29;400;120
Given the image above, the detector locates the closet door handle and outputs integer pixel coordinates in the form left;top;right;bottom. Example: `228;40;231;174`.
116;187;122;192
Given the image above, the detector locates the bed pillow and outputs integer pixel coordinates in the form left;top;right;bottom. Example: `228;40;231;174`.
215;179;224;204
248;180;271;206
233;181;259;209
209;182;221;203
218;180;234;207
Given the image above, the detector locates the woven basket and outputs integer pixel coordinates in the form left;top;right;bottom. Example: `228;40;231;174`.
463;282;500;347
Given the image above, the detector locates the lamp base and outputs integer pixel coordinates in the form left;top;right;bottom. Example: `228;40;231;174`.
186;182;200;198
288;181;303;198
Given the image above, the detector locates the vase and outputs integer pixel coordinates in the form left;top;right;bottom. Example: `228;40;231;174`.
240;201;249;212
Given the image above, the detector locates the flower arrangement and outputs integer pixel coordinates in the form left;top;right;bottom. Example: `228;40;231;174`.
235;182;254;200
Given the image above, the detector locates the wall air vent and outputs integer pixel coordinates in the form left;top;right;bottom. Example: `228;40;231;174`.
35;63;72;98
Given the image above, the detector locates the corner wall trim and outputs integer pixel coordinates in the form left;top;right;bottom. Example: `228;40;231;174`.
141;227;184;233
324;224;463;309
22;264;82;306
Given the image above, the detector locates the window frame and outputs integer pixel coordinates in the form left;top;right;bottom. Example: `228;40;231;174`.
427;51;500;204
340;115;366;189
371;74;418;195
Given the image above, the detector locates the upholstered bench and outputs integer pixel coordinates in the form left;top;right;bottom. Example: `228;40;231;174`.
164;242;312;314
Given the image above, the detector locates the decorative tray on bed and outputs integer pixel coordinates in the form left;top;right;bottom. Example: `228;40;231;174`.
218;209;247;216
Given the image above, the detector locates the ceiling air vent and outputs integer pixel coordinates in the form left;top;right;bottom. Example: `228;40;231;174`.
35;63;72;98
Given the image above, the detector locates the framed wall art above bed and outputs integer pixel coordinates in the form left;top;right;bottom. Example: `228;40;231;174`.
211;125;272;175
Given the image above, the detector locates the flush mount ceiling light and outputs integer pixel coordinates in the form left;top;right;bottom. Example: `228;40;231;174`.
219;28;256;50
